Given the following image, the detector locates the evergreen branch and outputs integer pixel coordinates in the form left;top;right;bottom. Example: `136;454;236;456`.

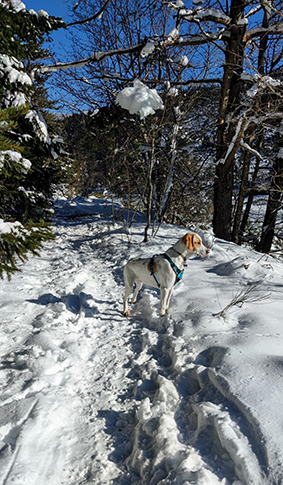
0;221;55;280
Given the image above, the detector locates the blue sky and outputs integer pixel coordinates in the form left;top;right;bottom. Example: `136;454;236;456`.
24;0;72;59
24;0;70;18
24;0;77;109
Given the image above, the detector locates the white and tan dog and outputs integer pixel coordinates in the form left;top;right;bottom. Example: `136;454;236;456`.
123;233;209;317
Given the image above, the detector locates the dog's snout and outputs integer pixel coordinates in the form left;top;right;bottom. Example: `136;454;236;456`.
206;248;210;254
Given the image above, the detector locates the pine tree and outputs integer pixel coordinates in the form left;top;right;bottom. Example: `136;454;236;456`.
0;0;66;278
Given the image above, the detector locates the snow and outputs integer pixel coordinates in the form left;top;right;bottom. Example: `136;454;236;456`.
0;219;22;235
5;91;27;107
196;8;231;24
0;0;26;12
0;150;32;173
116;80;164;120
237;18;248;26
180;55;189;66
140;41;155;58
168;87;179;96
25;110;51;144
0;55;32;87
0;0;50;16
176;7;231;24
247;74;282;98
167;28;179;42
1;195;283;484
38;9;49;18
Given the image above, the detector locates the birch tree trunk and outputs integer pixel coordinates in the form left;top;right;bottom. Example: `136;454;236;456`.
143;138;156;243
152;121;180;237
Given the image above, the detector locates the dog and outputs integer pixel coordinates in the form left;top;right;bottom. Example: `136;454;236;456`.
123;232;209;317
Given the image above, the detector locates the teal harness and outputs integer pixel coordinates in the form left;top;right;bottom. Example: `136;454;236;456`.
149;254;184;288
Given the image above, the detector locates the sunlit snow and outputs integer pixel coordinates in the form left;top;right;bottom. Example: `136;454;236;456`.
116;80;164;120
0;196;283;484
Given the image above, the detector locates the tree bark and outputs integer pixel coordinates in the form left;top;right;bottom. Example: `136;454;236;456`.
213;0;246;240
240;138;263;234
143;139;155;243
232;142;253;243
257;147;283;253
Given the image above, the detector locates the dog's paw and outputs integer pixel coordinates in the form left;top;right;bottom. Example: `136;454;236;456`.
124;310;131;317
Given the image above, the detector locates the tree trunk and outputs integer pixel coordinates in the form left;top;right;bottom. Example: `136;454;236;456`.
213;0;246;240
143;139;155;243
213;163;234;240
240;139;263;234
258;191;281;253
152;120;179;237
257;148;283;253
232;144;252;243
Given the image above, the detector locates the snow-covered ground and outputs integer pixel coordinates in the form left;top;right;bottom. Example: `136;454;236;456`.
1;196;283;485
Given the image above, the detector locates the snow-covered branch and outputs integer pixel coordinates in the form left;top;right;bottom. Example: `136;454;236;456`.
218;114;249;168
0;150;31;173
243;22;283;42
169;4;231;26
39;42;146;74
218;109;283;169
240;141;263;160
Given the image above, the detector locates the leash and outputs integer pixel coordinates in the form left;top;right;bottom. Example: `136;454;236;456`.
149;254;184;287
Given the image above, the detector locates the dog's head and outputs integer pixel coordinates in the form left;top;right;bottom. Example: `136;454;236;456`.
183;233;210;257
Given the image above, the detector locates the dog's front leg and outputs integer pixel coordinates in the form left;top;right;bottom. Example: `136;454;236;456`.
160;287;171;316
164;287;174;314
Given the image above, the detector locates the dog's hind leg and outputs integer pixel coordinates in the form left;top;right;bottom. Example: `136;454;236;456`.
123;285;132;316
131;280;143;304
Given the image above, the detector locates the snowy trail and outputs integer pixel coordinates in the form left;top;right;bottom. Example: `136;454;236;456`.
0;204;133;484
1;197;283;484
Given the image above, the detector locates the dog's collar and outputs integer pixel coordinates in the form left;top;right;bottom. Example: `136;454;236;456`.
171;248;187;262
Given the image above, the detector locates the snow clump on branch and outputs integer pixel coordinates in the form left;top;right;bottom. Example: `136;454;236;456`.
0;55;32;87
246;74;282;98
0;0;26;12
0;150;32;173
116;80;164;120
0;219;23;235
140;41;155;58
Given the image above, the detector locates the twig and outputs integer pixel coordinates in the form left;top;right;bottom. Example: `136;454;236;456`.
216;282;270;319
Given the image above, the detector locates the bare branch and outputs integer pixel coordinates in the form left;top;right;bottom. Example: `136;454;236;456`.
67;0;113;26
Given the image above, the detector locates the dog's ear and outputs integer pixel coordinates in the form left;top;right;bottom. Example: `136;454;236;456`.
183;233;195;252
193;233;201;247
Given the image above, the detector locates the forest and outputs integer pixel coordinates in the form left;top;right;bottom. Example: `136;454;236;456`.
1;0;283;277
